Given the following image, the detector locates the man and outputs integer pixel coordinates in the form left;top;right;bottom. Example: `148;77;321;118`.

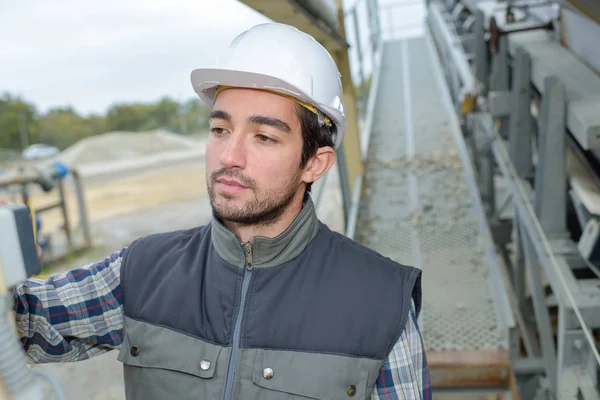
12;23;430;399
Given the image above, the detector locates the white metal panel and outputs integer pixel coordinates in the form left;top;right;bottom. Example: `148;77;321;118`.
507;31;600;150
0;208;27;288
562;8;600;76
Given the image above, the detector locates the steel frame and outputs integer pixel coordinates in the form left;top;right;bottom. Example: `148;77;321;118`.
428;0;600;399
0;168;92;266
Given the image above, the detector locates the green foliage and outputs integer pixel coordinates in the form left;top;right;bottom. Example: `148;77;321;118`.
0;92;211;152
0;93;40;150
39;107;95;149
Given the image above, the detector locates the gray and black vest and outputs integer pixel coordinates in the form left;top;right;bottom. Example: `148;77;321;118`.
117;198;422;399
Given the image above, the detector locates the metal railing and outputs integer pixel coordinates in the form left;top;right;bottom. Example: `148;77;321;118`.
342;0;428;239
344;0;427;157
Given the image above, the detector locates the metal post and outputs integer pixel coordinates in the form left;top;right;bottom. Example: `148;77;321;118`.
353;6;368;118
490;36;510;138
534;77;567;238
474;9;489;95
387;6;394;40
520;218;558;392
473;118;495;214
557;304;600;399
71;170;92;248
367;0;378;64
336;144;352;228
482;146;496;216
512;218;543;360
373;0;381;50
490;36;509;91
508;48;534;179
514;219;526;307
57;180;72;248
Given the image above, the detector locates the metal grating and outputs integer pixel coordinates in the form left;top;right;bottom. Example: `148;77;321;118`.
356;37;505;351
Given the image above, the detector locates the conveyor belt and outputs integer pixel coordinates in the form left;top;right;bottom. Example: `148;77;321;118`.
356;35;513;390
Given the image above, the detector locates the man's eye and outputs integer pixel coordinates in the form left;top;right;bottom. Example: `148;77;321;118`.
257;134;276;144
211;127;227;135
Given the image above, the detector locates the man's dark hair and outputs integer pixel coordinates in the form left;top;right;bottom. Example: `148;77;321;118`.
296;105;335;193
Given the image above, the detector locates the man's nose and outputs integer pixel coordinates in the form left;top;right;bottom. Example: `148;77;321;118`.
220;132;246;169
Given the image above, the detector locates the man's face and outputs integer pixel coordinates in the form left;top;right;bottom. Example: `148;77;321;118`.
206;88;306;226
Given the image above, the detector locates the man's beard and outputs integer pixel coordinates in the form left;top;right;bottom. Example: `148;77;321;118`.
207;167;303;227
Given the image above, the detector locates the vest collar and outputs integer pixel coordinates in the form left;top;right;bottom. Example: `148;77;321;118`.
210;196;320;268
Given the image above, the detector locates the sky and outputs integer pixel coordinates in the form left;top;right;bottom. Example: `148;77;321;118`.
0;0;425;116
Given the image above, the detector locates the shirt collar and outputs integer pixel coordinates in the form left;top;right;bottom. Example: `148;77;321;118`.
210;195;320;268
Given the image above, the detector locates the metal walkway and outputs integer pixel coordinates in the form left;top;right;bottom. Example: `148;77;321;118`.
356;35;514;392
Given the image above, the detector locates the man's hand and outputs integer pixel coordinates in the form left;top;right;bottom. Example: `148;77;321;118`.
0;199;43;261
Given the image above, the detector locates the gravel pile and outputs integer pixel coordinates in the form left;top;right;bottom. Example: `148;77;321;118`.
56;129;204;167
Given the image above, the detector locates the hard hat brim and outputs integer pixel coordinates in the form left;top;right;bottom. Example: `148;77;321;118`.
190;68;345;148
191;68;313;108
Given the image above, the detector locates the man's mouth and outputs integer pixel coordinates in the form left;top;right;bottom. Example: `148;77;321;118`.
217;177;247;187
215;176;249;194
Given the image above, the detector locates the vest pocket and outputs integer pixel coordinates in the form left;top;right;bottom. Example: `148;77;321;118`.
250;348;382;399
117;316;228;399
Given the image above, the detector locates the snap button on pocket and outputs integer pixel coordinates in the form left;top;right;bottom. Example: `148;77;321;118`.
262;368;274;380
130;346;140;357
200;360;211;371
347;384;356;397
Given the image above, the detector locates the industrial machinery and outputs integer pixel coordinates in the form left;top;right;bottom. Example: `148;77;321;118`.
0;204;64;399
0;164;82;398
427;0;600;398
0;162;92;265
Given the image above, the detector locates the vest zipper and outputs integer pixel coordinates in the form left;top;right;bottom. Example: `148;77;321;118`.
223;242;253;400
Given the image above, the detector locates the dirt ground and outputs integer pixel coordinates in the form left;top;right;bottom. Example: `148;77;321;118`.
17;159;207;237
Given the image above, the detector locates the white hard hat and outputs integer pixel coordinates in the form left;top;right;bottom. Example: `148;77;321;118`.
190;22;346;149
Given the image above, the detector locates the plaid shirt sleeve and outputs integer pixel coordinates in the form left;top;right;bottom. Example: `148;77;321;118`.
12;248;126;363
371;301;432;399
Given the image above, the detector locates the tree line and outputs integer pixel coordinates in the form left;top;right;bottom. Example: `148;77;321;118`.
0;92;211;152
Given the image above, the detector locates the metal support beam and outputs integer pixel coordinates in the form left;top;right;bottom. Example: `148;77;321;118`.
474;9;488;95
71;170;92;248
451;2;464;20
473;112;600;399
557;283;600;398
558;301;600;400
535;77;568;238
352;6;368;119
336;144;351;225
366;0;379;63
508;48;534;179
558;365;600;400
332;0;364;220
520;220;558;391
462;14;475;32
473;121;494;214
512;357;546;375
490;36;510;137
56;180;72;248
428;2;476;104
372;0;381;52
514;218;526;308
482;147;496;217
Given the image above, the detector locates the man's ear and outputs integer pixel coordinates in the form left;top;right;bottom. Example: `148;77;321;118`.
302;146;336;185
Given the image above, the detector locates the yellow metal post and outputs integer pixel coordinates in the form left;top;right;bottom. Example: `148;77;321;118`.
331;0;364;196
